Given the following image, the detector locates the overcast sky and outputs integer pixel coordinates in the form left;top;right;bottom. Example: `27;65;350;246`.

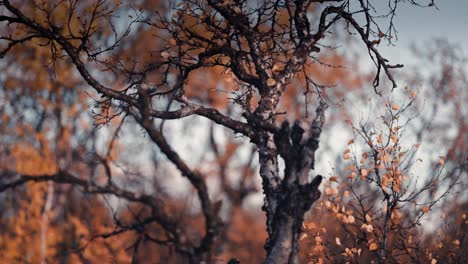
377;0;468;64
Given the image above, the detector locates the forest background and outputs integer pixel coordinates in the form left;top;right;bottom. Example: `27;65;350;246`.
0;0;466;263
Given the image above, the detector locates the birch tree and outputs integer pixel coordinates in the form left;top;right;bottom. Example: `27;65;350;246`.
0;0;436;262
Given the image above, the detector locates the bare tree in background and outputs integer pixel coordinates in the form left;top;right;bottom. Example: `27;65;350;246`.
0;0;439;263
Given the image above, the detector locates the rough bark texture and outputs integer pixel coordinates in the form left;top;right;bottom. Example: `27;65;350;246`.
261;102;327;264
0;0;405;262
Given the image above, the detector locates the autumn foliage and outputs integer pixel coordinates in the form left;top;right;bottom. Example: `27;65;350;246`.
0;1;466;263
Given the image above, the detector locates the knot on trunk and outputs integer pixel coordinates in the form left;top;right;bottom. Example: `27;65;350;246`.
273;120;305;162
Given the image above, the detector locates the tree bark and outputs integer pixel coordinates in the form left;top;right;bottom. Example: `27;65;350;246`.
259;103;327;263
264;175;322;264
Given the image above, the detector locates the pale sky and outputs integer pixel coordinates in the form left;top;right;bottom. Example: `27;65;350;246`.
377;0;468;64
98;1;468;219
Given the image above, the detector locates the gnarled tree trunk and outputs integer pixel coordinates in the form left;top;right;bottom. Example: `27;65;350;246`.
256;103;327;263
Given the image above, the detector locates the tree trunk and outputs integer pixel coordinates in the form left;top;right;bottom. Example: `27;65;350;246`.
264;173;322;264
259;103;327;263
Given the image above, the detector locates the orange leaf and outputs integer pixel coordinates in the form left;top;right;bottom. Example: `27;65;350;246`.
438;158;445;166
161;51;170;59
335;237;342;246
267;78;276;86
421;206;430;213
361;169;368;177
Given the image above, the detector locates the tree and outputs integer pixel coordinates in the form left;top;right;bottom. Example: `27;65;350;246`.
0;0;450;263
302;96;462;263
300;39;466;264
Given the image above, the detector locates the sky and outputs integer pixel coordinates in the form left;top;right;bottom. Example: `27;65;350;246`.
376;0;468;64
165;0;468;180
102;0;468;200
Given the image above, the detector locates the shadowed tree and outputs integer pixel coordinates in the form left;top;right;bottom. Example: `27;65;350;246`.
0;0;439;263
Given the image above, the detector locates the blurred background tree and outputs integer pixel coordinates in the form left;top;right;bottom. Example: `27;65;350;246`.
0;0;465;263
